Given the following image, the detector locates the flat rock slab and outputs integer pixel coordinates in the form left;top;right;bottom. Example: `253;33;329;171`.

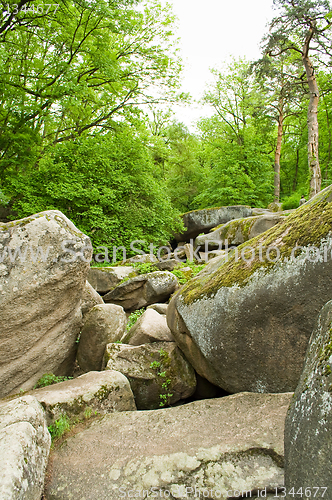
27;370;136;425
45;392;292;500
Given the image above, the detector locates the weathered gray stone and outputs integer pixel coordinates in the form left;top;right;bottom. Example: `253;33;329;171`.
87;266;135;293
251;208;273;216
44;392;291;500
122;309;174;345
156;259;180;271
147;303;168;315
126;253;158;264
195;214;286;250
27;370;136;425
0;210;92;398
0;396;51;500
81;280;103;316
77;304;127;372
167;186;332;393
284;300;332;494
174;205;252;242
104;341;196;409
103;271;178;311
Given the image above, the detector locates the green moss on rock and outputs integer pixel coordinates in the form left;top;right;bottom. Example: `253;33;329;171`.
181;188;332;305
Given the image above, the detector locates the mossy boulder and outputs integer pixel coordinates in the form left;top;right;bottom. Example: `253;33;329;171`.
104;342;196;409
174;205;252;242
284;300;332;493
195;214;286;250
26;370;136;425
167;185;332;394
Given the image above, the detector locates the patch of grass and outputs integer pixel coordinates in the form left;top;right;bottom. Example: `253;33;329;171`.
171;261;206;285
48;414;71;441
34;373;73;389
132;262;158;274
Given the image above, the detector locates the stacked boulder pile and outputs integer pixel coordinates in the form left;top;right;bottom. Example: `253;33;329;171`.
0;190;331;499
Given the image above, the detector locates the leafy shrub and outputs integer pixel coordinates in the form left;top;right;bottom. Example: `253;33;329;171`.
34;373;73;389
132;262;158;275
5;128;183;254
126;308;145;331
282;192;303;210
171;261;206;284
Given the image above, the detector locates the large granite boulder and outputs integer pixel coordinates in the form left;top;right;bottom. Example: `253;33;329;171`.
0;210;92;398
87;266;135;294
122;309;174;345
174;205;252;242
0;396;51;500
284;300;332;494
81;280;103;317
167;185;332;394
103;271;178;311
104;342;196;409
77;304;127;372
195;214;286;250
27;370;136;425
45;392;291;499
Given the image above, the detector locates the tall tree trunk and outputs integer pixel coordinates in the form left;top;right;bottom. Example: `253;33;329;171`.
274;96;284;201
323;94;332;182
302;30;321;198
293;148;299;192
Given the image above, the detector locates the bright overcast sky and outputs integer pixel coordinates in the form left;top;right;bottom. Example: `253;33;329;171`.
160;0;276;129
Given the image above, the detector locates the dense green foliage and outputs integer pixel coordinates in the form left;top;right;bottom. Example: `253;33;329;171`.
7;128;182;250
0;0;332;251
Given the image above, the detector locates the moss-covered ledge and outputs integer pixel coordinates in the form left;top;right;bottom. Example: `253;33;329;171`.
181;185;332;304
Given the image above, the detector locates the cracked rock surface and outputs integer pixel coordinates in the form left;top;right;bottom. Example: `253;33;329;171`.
44;392;291;499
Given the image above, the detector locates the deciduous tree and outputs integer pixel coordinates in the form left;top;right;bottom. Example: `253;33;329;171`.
264;0;332;198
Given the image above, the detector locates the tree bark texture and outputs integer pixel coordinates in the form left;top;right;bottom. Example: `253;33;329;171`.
274;97;284;202
302;30;321;198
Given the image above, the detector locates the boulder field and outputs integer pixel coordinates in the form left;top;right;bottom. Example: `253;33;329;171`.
1;201;332;497
167;185;332;393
